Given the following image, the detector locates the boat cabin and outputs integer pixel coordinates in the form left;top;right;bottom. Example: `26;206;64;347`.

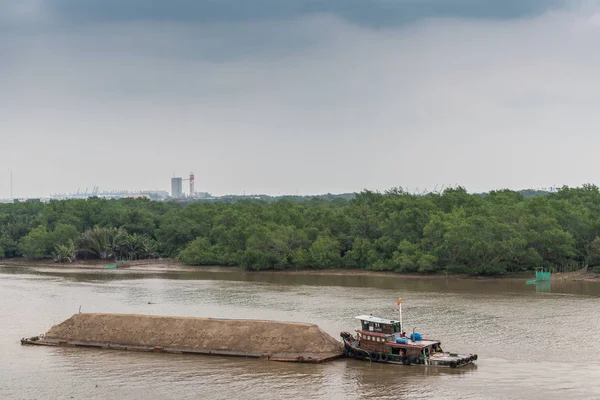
356;315;402;335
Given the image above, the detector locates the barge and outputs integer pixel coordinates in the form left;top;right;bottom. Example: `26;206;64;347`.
340;299;477;368
20;313;344;363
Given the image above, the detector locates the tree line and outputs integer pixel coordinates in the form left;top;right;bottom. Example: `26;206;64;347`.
2;185;600;275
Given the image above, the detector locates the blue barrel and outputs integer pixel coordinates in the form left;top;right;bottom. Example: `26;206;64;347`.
410;333;422;341
396;337;408;344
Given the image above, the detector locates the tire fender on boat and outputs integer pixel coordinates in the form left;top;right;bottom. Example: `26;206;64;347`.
449;361;457;368
370;352;378;361
379;353;389;362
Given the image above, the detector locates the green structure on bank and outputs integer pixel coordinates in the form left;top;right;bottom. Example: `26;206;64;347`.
526;270;551;284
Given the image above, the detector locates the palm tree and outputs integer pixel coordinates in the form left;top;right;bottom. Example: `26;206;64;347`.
53;240;76;263
119;233;157;260
77;226;127;260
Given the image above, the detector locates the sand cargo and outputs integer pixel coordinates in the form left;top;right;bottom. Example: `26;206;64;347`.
20;313;344;363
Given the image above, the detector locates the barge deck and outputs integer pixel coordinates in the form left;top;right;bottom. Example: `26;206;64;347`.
20;313;345;363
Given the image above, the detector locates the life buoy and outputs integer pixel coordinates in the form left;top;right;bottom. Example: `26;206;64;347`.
370;352;378;361
449;362;457;368
379;353;389;362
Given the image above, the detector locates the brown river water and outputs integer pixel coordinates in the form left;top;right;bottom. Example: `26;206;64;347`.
1;265;600;400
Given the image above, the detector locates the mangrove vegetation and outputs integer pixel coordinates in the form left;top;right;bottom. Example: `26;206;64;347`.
2;185;600;275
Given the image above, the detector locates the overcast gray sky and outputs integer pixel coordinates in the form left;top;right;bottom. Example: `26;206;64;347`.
1;0;599;198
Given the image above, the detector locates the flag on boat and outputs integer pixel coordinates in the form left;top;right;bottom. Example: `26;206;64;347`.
397;298;402;306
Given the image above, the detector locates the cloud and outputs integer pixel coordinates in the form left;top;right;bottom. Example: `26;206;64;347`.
44;0;564;27
1;1;600;197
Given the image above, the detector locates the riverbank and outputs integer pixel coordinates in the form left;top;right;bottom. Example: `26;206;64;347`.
2;258;599;282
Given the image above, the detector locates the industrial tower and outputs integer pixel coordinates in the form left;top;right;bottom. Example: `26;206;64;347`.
171;172;195;198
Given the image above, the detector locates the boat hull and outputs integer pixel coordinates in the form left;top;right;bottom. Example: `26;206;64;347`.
341;335;477;368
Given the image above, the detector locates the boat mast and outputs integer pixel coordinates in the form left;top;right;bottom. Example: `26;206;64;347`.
397;297;402;333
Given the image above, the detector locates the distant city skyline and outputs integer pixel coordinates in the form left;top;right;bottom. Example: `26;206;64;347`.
0;169;569;200
3;1;600;198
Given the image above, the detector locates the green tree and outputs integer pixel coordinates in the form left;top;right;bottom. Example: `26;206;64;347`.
179;237;222;265
18;226;53;259
77;226;127;259
309;235;341;268
51;223;80;246
53;241;76;263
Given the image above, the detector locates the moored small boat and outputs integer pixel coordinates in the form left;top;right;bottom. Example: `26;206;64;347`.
340;299;477;368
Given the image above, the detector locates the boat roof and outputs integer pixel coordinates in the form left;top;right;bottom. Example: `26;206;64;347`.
400;339;439;347
355;315;400;325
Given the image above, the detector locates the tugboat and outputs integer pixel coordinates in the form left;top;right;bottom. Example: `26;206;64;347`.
340;298;477;368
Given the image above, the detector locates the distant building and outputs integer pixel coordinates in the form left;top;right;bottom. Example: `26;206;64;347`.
171;177;183;198
193;192;211;199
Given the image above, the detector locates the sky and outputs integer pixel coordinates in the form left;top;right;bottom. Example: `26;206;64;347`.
2;0;600;198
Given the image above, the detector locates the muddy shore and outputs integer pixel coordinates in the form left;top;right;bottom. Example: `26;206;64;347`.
1;258;598;282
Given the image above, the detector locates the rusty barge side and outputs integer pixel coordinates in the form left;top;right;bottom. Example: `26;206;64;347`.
20;313;344;363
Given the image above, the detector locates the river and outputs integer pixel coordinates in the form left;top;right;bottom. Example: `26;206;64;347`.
1;265;599;400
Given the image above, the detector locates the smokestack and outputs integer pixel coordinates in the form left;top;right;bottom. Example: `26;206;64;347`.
189;172;195;197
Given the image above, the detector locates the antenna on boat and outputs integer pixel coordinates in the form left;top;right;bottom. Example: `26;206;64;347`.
397;298;402;332
78;305;82;314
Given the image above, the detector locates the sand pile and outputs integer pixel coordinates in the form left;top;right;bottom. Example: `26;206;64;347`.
43;313;343;361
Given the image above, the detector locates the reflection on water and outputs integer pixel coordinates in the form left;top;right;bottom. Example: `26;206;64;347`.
1;265;600;400
534;281;552;293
